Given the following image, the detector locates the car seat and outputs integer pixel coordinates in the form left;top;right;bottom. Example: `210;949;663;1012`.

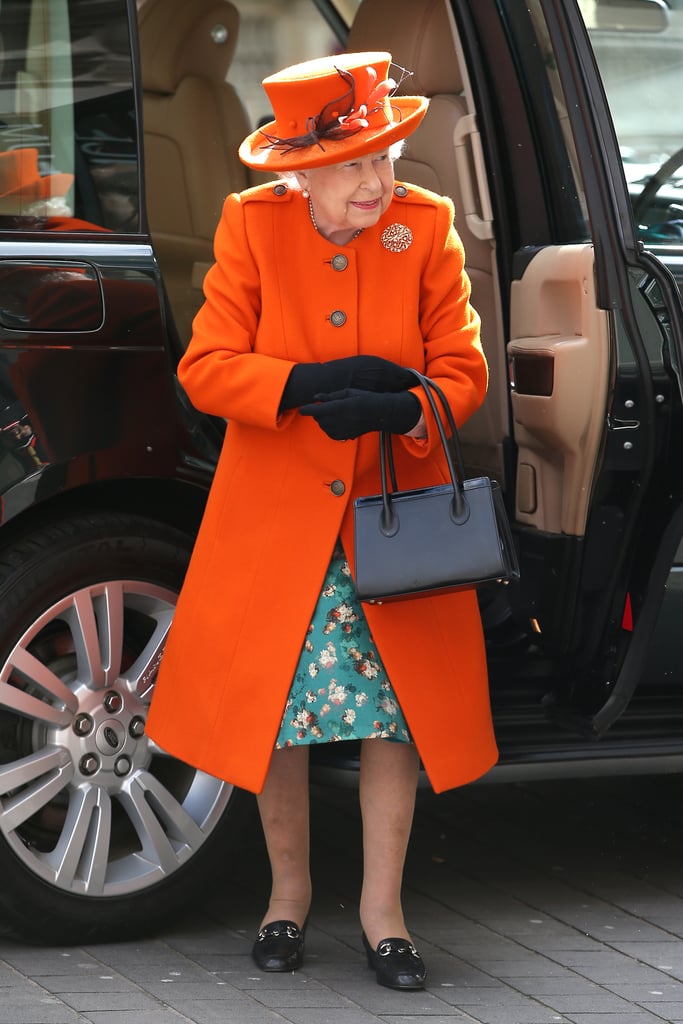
138;0;252;344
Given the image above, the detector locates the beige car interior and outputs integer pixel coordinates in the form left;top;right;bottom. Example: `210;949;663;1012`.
138;0;253;342
508;244;610;536
348;0;507;488
138;0;611;540
350;0;611;538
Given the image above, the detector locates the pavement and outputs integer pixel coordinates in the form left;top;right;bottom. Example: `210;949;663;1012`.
0;772;683;1024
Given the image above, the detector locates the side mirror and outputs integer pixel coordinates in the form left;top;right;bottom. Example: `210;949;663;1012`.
593;0;670;31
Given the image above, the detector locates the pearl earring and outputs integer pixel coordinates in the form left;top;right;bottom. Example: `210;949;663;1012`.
302;189;310;199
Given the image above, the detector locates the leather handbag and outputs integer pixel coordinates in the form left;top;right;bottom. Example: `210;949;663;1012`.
353;370;519;602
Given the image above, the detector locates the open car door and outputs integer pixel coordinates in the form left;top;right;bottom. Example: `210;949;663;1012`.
453;0;683;732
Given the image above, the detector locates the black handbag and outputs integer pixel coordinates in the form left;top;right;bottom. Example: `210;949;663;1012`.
353;371;519;602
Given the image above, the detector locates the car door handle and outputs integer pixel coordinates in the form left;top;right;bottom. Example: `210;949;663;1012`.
453;113;494;241
0;262;102;333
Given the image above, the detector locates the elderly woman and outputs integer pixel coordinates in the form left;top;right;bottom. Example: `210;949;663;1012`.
146;51;498;990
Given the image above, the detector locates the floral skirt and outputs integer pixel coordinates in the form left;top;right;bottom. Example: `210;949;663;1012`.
275;544;412;748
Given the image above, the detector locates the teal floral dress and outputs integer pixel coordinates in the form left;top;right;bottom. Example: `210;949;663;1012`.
275;543;412;747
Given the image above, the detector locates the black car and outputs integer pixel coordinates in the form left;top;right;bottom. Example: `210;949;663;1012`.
0;0;680;943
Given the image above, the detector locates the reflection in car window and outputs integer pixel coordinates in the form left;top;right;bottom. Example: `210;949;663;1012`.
0;0;139;233
579;0;683;248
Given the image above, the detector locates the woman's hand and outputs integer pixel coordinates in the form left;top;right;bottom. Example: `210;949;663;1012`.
280;356;415;410
300;388;421;439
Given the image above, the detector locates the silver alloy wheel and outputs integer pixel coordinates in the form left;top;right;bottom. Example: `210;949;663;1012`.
0;579;231;897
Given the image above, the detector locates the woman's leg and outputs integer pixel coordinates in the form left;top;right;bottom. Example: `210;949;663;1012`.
256;745;312;929
358;738;420;947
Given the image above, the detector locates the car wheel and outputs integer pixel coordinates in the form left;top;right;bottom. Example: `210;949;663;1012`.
0;512;242;943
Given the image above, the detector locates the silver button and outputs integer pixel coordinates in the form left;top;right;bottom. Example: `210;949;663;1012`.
273;183;287;196
331;254;348;271
330;480;345;496
394;184;408;197
330;310;347;327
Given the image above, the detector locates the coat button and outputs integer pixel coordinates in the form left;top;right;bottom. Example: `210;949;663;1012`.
273;183;287;195
330;310;347;327
330;480;346;496
331;253;348;271
394;184;408;197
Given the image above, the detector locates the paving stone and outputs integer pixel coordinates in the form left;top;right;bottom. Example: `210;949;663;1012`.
229;986;355;1008
323;984;455;1016
84;1014;193;1024
445;1007;568;1024
171;1004;290;1024
638;1004;683;1017
81;941;180;963
541;992;652;1012
560;1016;667;1024
569;965;672;985
436;987;539;1008
58;991;167;1011
108;964;214;985
471;962;574;980
505;978;608;997
0;1003;83;1024
609;940;683;964
415;961;503;988
28;973;140;993
605;981;683;1001
139;980;254;1002
0;950;100;974
546;950;639;969
279;1013;423;1024
376;1018;474;1024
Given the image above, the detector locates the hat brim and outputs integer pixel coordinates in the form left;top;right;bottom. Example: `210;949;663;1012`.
239;95;428;171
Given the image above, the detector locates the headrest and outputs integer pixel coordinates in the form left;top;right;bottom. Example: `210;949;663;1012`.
139;0;240;95
347;0;463;97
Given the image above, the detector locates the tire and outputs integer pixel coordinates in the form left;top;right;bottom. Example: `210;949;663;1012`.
0;512;242;944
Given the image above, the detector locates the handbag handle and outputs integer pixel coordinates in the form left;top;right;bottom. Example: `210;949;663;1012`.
379;370;469;535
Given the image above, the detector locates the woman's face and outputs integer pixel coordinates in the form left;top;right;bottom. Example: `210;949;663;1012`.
299;148;395;239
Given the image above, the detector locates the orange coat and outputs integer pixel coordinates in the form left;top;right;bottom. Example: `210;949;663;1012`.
146;180;498;794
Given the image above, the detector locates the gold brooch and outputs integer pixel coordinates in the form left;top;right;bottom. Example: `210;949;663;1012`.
381;223;413;253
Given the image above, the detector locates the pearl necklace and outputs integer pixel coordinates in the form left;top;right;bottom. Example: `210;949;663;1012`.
308;197;363;242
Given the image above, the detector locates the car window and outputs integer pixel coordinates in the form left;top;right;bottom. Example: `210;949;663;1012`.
522;0;593;240
579;0;683;249
0;0;139;233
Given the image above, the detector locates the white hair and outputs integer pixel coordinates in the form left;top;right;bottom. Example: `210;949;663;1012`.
278;138;406;191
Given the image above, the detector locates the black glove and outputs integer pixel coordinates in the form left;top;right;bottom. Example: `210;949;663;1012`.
280;356;415;410
300;388;421;440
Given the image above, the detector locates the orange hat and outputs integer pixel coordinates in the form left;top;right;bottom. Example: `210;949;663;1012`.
0;148;73;203
239;51;428;171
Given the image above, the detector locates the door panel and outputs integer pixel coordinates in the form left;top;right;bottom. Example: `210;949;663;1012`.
508;244;610;536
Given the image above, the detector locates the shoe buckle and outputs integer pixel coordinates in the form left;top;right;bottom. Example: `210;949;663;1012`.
377;939;419;957
257;923;300;942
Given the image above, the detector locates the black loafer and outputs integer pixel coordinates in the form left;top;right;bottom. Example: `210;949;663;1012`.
251;919;305;972
362;932;426;990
